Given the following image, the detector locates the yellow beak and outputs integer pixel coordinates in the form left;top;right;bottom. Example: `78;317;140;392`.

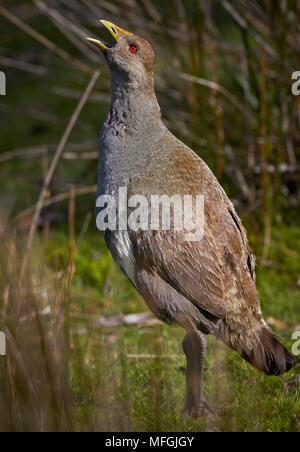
86;20;132;51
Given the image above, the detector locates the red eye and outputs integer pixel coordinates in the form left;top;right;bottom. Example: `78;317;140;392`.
130;46;137;54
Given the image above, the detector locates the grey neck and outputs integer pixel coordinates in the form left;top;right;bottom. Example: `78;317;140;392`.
98;73;169;195
109;73;164;132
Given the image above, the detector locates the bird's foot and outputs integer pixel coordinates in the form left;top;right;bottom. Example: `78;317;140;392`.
185;399;215;419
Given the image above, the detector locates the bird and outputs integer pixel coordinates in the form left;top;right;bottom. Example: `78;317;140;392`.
87;20;296;417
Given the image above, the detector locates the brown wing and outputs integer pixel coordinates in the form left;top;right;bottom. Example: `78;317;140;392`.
131;141;260;320
135;227;227;319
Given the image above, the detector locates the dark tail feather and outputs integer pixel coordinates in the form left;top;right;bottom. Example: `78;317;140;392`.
244;327;296;376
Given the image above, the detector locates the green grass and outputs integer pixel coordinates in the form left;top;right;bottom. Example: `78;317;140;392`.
13;223;296;432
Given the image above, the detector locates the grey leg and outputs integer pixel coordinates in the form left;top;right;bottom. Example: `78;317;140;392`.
182;330;214;417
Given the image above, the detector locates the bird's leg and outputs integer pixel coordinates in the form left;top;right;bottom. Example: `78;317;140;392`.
182;330;214;418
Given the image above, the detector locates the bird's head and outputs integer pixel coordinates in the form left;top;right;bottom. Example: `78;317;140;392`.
87;20;155;88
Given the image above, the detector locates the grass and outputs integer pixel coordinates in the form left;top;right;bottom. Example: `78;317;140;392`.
1;222;299;432
69;224;300;432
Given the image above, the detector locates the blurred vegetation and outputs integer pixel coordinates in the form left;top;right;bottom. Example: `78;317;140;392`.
0;0;299;432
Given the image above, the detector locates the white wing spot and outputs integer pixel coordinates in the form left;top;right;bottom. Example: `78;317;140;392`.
114;231;136;284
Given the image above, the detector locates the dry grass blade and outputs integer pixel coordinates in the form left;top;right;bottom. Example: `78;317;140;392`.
0;141;98;164
13;185;97;226
0;55;49;76
0;237;72;432
0;146;48;164
20;71;100;278
34;0;101;63
221;0;277;59
177;71;253;123
0;5;91;74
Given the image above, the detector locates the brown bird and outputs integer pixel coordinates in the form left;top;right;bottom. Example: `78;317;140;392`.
87;21;296;417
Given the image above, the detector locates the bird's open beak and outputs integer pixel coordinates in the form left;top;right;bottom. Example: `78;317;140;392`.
86;20;132;51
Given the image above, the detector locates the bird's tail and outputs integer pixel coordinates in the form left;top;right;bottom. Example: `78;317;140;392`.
245;326;296;376
217;322;296;376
